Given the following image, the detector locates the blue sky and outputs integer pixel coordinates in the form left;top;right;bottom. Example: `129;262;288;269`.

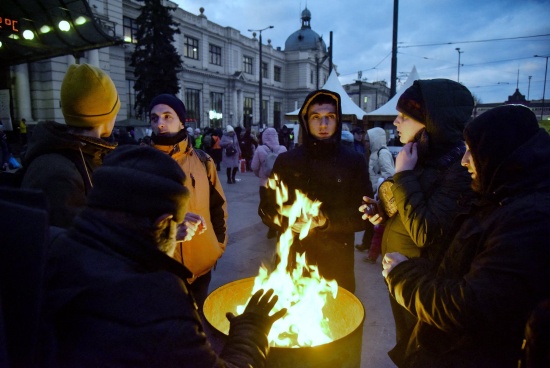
174;0;550;104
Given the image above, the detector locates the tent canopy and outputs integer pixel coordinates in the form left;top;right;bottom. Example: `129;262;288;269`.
285;70;367;123
366;66;420;122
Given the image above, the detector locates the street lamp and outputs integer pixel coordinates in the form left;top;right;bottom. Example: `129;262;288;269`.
528;76;532;100
534;55;549;121
248;26;274;127
456;47;464;83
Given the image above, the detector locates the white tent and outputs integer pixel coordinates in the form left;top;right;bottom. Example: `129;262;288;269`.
366;66;420;122
284;70;367;123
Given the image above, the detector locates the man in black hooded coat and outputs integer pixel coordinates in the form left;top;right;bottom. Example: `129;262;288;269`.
382;104;550;367
258;89;373;293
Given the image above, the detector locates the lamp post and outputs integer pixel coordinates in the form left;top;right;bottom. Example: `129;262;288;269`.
534;55;549;121
528;75;532;100
248;26;274;127
456;47;464;83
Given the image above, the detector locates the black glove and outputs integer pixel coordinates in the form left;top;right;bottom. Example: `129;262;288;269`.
221;289;287;366
226;289;286;330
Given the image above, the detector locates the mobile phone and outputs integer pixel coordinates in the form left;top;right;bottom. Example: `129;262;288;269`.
364;203;378;216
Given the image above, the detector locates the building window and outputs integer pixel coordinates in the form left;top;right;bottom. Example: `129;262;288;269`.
274;66;281;82
185;89;201;126
262;62;268;78
127;79;137;118
123;17;138;44
243;56;253;74
209;44;222;66
274;101;281;129
261;99;268;125
184;36;199;60
310;70;314;84
210;92;223;128
243;97;253;127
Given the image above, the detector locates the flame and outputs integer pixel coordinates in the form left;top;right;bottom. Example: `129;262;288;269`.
237;174;338;347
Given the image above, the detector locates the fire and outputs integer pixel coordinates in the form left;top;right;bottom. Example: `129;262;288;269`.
237;174;338;347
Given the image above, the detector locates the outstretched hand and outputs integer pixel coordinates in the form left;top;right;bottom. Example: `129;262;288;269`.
291;211;326;236
226;289;287;328
359;196;385;225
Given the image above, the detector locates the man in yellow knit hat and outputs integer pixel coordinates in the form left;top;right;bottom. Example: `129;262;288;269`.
21;63;120;228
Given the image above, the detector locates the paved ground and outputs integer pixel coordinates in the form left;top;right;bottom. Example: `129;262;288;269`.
208;170;397;368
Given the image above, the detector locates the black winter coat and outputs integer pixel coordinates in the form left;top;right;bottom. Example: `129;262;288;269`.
386;129;550;367
43;209;271;368
259;90;372;292
382;79;475;263
21;121;116;227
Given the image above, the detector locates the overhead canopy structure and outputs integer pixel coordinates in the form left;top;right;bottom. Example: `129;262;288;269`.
366;66;420;122
285;70;367;123
0;0;121;67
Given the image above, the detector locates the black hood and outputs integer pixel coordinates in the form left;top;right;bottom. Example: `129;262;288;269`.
413;79;474;157
464;104;550;196
298;89;342;154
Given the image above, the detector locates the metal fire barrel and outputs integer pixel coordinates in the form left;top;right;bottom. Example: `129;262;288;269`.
203;277;365;368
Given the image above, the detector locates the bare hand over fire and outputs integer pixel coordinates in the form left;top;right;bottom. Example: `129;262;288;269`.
176;212;207;242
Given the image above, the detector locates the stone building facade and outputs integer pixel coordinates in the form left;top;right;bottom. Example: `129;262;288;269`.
6;0;342;135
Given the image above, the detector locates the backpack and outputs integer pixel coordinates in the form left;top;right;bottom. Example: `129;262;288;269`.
260;145;279;177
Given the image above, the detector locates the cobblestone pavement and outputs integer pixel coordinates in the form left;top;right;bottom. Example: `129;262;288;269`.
209;170;397;368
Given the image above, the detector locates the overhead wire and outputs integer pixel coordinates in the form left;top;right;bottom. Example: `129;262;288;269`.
397;33;550;48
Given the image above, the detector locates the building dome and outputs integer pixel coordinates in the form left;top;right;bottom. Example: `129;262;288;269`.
284;7;326;52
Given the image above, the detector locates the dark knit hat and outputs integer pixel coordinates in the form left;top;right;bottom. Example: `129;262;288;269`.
87;145;190;222
463;104;540;192
396;82;426;124
149;94;187;123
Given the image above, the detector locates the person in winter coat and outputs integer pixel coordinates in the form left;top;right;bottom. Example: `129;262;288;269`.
149;94;228;309
251;127;287;239
220;125;242;184
211;129;223;171
42;145;286;368
0;124;10;171
352;127;375;253
259;89;373;292
366;127;395;191
363;127;395;264
381;104;550;368
361;79;476;345
239;127;257;172
21;64;119;228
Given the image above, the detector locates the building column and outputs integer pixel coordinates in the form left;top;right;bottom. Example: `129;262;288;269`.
14;63;33;122
87;49;100;67
231;89;239;127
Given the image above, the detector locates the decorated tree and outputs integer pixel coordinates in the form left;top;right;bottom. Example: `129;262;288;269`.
131;0;183;118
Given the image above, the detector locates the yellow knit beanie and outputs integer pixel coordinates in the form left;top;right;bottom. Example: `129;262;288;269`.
60;64;120;128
